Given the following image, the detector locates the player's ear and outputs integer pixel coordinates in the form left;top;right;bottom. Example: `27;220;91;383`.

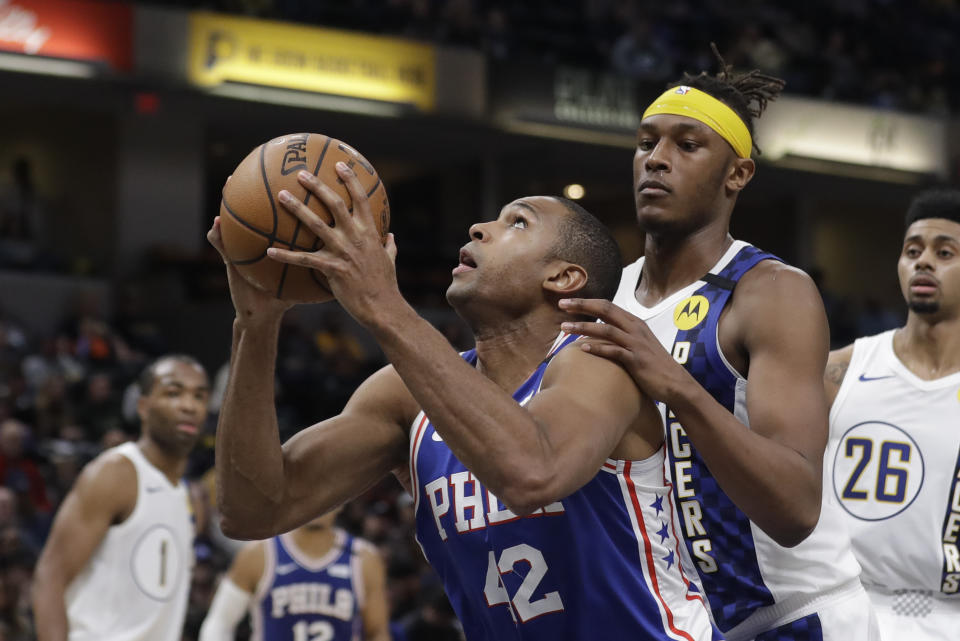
543;261;588;296
136;394;150;424
726;156;755;193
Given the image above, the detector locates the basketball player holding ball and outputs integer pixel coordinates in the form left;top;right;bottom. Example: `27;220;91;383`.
211;157;721;640
32;355;209;641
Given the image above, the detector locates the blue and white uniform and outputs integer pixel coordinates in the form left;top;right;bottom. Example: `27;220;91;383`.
410;332;719;641
827;329;960;640
614;241;877;641
252;529;366;641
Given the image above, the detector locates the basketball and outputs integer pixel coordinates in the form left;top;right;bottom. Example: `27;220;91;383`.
218;133;390;301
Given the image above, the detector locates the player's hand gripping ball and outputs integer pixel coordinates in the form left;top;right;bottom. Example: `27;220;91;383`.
218;133;390;301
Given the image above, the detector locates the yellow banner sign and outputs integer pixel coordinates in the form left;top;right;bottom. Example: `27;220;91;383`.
188;12;435;110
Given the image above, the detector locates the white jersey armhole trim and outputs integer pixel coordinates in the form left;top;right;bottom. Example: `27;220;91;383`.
616;240;749;319
109;444;143;536
828;334;881;427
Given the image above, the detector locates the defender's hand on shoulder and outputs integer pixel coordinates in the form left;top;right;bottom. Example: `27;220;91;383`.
558;299;695;404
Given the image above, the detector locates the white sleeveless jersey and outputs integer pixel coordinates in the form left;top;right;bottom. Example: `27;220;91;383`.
827;330;960;639
614;241;865;639
65;442;194;641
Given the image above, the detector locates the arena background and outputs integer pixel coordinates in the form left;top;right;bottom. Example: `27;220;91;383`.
0;0;958;638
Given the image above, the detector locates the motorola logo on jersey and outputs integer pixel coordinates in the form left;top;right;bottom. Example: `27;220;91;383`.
832;421;925;521
673;295;709;330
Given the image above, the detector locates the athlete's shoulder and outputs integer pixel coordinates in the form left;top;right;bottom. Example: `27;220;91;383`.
824;343;856;406
67;446;139;521
731;260;822;319
543;336;636;391
230;539;267;593
350;536;382;565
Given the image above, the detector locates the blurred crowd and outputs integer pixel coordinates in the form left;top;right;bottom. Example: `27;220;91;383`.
164;0;960;115
0;295;472;640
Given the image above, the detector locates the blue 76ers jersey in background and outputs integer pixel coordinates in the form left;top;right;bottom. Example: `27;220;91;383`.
613;241;864;640
410;332;720;641
252;529;364;641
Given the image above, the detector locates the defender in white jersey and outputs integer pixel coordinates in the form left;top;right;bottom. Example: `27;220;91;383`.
209;162;718;640
560;50;878;641
32;355;209;641
824;189;960;640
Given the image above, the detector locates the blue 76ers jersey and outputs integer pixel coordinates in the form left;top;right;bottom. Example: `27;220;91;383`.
410;332;719;641
252;530;363;641
613;241;863;639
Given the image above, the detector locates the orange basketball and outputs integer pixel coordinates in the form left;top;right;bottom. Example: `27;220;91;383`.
218;133;390;301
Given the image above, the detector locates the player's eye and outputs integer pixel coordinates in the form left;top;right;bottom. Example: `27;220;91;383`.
680;140;700;152
638;139;655;151
904;247;921;258
511;216;527;229
938;248;955;259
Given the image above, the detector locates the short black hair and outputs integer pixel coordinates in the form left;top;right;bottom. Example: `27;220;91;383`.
549;197;623;301
905;189;960;229
669;44;785;155
138;354;205;395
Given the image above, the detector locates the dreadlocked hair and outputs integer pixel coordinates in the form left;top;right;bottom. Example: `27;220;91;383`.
671;43;786;154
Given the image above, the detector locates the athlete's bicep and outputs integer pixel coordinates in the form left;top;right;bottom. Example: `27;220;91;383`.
739;265;830;464
35;454;136;587
522;346;653;497
275;365;417;532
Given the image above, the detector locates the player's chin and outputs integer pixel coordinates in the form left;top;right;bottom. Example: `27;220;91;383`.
634;204;677;233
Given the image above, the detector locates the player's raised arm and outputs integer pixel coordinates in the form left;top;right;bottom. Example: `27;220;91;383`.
209;217;415;540
268;167;655;514
32;454;136;641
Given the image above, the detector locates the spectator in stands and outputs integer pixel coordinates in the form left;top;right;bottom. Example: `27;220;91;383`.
0;420;51;526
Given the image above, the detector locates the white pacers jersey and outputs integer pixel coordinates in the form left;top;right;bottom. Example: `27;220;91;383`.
827;329;960;640
65;442;194;641
614;241;869;640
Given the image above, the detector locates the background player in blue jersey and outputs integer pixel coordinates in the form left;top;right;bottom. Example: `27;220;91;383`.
208;161;719;640
198;508;390;641
824;189;960;640
559;50;879;640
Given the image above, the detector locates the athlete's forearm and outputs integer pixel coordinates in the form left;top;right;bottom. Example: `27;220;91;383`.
215;315;289;538
668;384;822;547
31;572;69;641
198;578;250;641
367;304;557;514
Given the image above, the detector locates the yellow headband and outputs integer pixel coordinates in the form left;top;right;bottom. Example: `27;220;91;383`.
642;86;753;158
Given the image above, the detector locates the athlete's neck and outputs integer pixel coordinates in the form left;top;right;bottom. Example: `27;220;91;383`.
291;526;338;558
472;309;566;393
137;437;188;486
893;313;960;380
637;224;734;306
